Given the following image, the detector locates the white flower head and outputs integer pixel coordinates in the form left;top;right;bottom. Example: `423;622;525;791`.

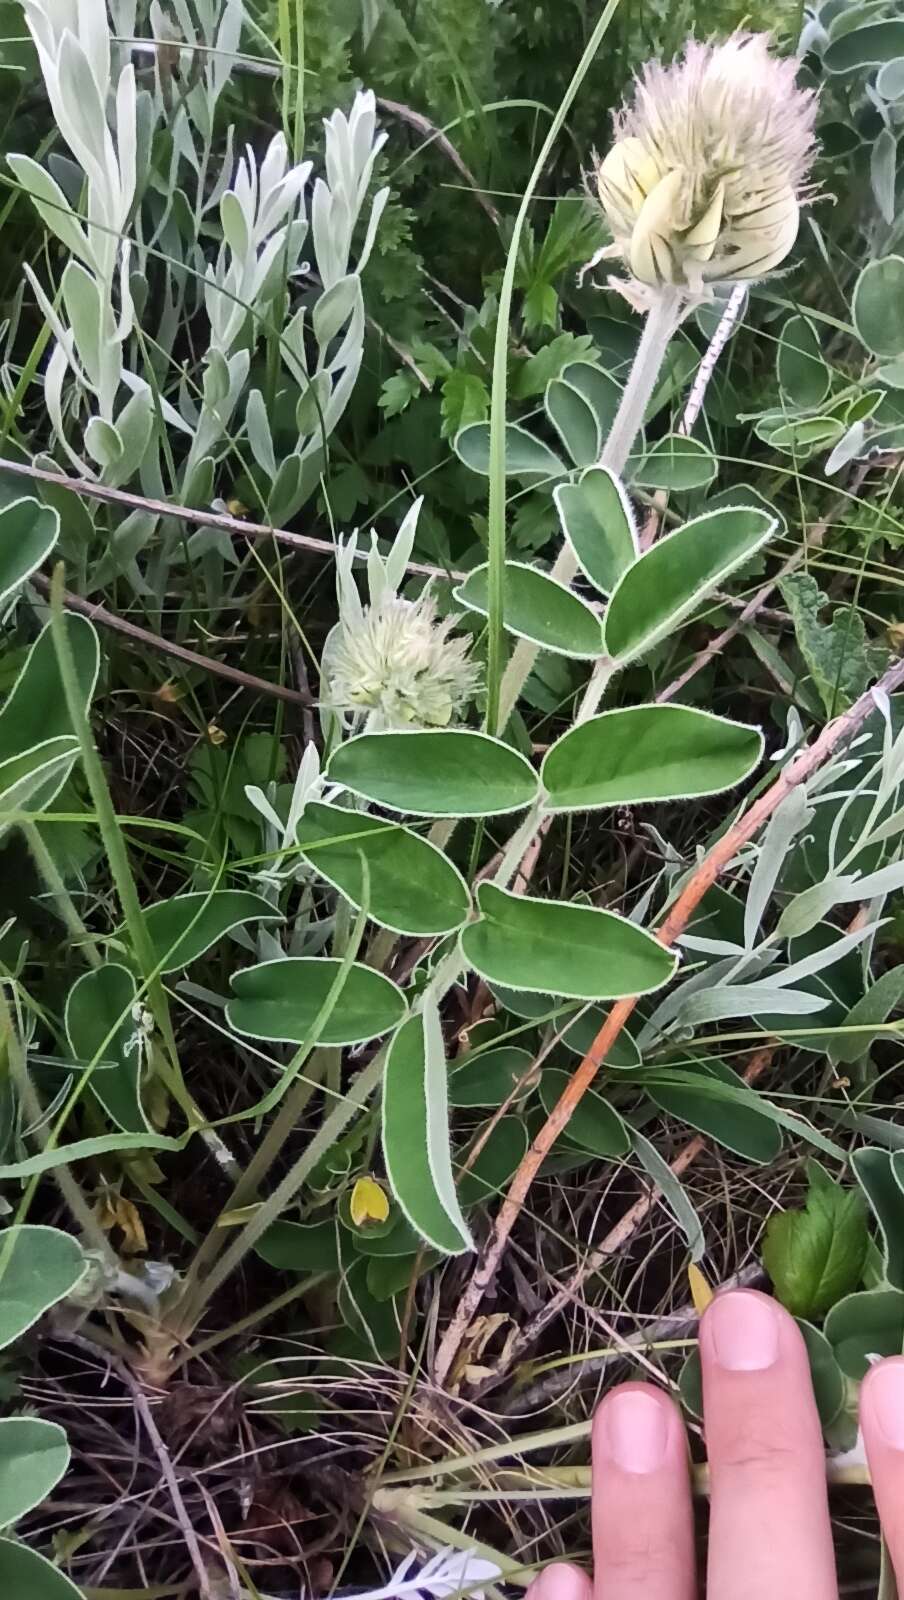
596;33;818;293
326;591;481;731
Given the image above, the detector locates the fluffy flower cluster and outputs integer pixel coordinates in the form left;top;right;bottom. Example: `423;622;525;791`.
596;33;818;291
326;592;481;730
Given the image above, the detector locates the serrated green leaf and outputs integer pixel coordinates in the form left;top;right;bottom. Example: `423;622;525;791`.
779;571;887;716
441;370;489;438
762;1161;869;1317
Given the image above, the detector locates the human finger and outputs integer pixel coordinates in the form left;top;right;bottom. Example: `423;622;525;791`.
859;1356;904;1585
591;1382;695;1600
525;1562;593;1600
700;1289;836;1600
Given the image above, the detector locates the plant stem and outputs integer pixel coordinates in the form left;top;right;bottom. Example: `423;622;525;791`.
0;989;111;1256
172;1049;386;1337
483;0;624;735
175;1047;331;1300
23;822;102;969
496;286;685;731
176;1271;328;1366
48;567;183;1089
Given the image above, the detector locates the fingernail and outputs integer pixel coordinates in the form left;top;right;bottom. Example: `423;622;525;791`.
529;1565;589;1600
866;1360;904;1448
706;1291;780;1371
602;1389;669;1473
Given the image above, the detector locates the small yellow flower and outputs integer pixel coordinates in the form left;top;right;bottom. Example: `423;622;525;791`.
596;33;818;291
350;1175;390;1228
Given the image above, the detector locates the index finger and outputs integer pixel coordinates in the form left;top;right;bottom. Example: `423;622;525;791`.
700;1290;837;1600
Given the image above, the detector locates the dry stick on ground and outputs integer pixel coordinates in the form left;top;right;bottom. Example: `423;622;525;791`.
0;454;462;581
30;574;314;709
490;1041;776;1387
58;1332;214;1598
498;1263;765;1415
432;650;904;1387
639;283;748;552
377;98;501;227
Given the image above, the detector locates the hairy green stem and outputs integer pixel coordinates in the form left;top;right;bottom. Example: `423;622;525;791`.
496;286;685;731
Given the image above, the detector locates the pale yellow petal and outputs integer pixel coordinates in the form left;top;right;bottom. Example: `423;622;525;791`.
628;167;684;284
682;179;724;263
350;1175;390;1228
713;187;799;281
597;136;663;230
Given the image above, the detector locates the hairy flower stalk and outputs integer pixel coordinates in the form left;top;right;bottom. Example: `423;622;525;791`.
596;33;818;293
497;32;818;732
327;592;481;730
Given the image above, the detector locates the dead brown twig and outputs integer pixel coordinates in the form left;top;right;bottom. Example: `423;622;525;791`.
489;1041;777;1390
30;575;315;709
377;99;501;227
498;1262;764;1414
0;455;462;581
432;650;904;1387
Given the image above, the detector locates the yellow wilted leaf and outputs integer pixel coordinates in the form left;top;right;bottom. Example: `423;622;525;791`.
95;1190;147;1255
688;1262;714;1315
350;1176;389;1228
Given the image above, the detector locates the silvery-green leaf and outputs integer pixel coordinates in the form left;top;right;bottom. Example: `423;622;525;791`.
8;155;92;267
631;1130;705;1261
245;388;276;479
744;786;812;948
